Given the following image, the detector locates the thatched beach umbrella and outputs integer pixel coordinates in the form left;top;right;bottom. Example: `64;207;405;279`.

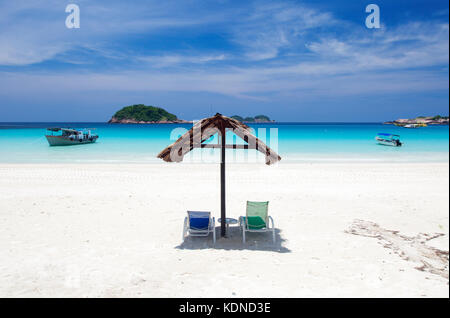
157;113;281;237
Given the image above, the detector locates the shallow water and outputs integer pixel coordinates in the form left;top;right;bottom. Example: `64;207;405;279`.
0;122;448;163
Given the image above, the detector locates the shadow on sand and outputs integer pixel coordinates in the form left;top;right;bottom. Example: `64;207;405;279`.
176;226;291;253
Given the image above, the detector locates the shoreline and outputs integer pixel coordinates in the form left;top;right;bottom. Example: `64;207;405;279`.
0;153;448;165
0;160;449;165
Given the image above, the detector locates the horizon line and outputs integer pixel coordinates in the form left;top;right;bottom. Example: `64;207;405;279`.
0;121;389;124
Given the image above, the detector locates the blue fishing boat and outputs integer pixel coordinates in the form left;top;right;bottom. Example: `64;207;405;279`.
45;128;98;146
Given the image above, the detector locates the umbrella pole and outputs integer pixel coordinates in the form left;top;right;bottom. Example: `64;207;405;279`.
220;127;226;237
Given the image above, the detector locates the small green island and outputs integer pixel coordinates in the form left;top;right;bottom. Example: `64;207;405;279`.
108;104;190;124
231;115;274;123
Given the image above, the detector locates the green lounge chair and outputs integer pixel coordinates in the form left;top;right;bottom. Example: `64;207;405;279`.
239;201;275;243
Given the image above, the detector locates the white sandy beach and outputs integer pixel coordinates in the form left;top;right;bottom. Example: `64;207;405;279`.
0;163;448;297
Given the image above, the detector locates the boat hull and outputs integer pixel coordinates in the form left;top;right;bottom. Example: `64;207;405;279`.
375;137;402;147
46;135;98;146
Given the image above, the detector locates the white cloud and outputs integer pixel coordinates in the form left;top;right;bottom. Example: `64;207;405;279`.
304;22;449;72
0;41;64;66
0;0;228;66
137;54;226;67
230;1;336;61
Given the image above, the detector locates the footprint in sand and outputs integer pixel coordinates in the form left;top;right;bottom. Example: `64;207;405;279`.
346;219;449;281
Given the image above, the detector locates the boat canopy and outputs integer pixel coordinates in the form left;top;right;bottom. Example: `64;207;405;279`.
47;127;96;133
47;128;80;133
377;133;400;137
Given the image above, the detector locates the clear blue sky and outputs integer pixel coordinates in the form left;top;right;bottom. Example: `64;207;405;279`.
0;0;448;122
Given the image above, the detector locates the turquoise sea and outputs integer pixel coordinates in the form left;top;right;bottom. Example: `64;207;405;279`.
0;123;448;163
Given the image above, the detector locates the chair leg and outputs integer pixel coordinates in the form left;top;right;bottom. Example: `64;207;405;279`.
211;217;216;245
182;217;187;242
242;228;246;244
239;217;242;234
268;216;276;244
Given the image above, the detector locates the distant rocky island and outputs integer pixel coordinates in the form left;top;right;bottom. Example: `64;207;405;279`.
231;115;274;123
108;107;275;124
108;104;190;124
384;115;449;126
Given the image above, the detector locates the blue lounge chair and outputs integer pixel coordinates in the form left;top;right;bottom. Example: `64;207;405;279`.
182;211;216;244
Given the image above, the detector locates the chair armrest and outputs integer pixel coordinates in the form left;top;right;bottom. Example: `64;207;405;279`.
183;216;188;231
268;216;275;229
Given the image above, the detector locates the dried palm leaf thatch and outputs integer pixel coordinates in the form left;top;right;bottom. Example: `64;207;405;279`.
157;113;281;165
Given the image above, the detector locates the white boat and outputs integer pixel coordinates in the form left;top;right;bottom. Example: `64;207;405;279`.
45;128;98;146
375;133;402;147
404;123;426;128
